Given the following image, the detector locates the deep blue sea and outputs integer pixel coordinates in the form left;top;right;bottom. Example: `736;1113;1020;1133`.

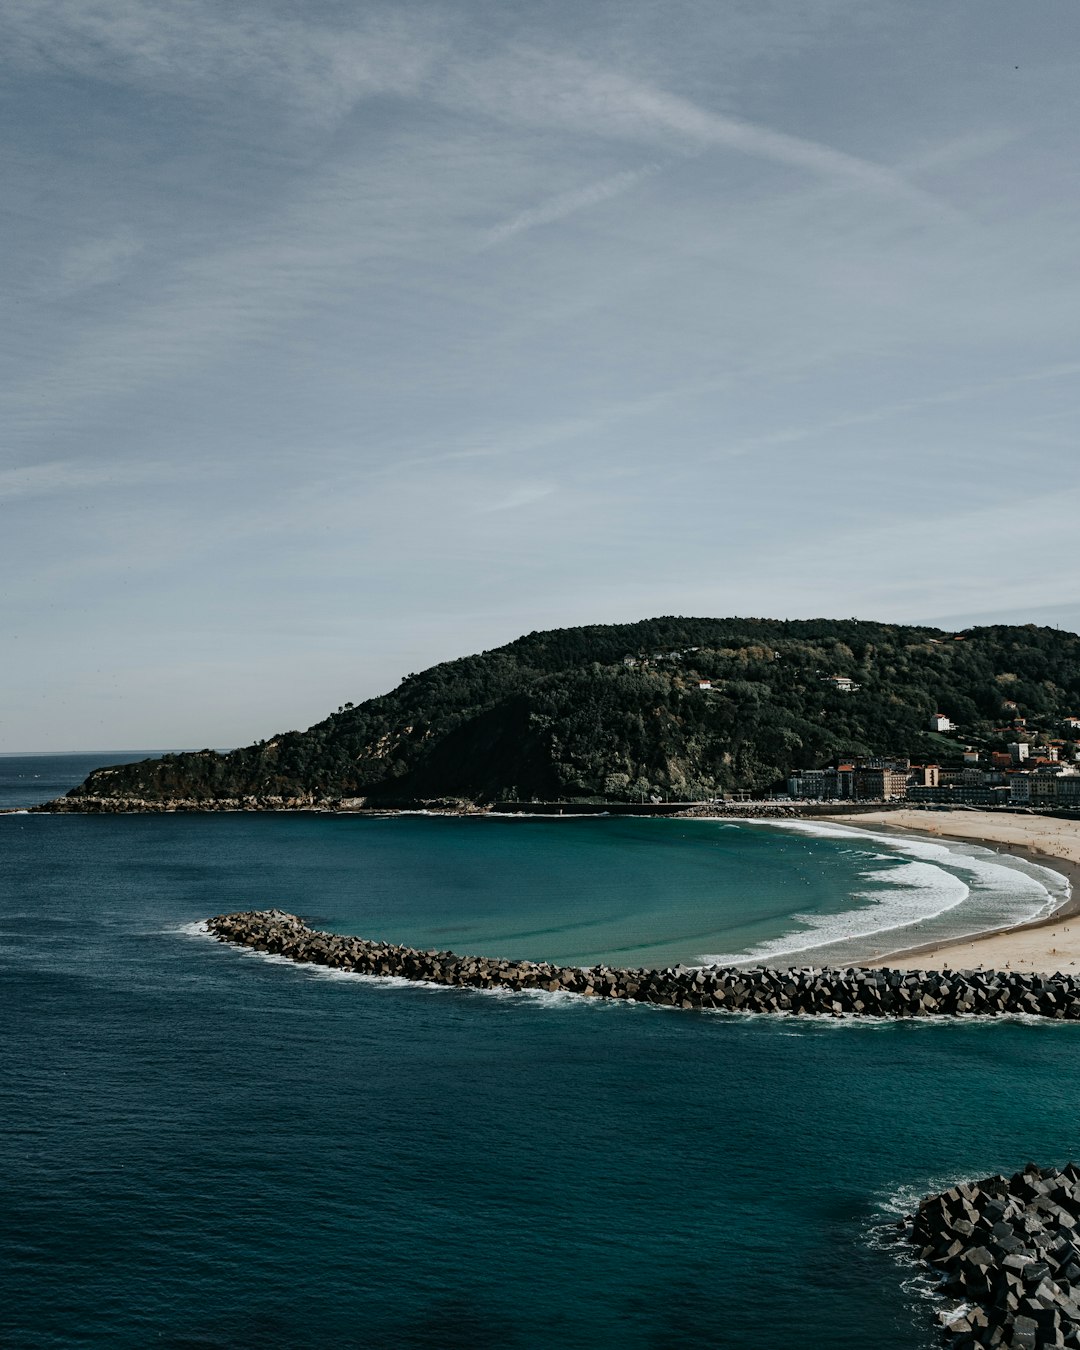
5;755;1080;1349
0;752;177;815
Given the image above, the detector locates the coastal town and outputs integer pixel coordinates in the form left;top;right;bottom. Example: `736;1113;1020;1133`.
785;708;1080;807
619;643;1080;810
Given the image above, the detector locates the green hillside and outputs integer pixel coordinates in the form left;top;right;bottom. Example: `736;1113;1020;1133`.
62;617;1080;806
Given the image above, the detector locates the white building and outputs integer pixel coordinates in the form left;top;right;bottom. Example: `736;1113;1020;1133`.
929;713;955;733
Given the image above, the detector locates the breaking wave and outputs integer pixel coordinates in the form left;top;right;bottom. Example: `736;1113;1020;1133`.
699;818;1067;966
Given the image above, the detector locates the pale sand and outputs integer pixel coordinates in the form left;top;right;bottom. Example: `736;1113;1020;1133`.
818;809;1080;973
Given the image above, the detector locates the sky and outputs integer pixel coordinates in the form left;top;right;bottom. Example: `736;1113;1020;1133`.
3;0;1079;751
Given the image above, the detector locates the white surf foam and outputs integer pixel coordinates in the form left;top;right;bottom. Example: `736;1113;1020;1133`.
208;936;614;1008
703;818;1068;965
700;857;971;964
482;811;604;820
757;818;1070;907
875;1176;975;1221
297;960;611;1007
170;919;210;938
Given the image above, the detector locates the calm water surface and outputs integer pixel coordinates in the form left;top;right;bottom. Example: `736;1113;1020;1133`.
4;757;1080;1348
0;752;174;812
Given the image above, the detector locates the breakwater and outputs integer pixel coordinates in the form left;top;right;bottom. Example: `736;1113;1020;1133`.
206;910;1080;1018
905;1164;1080;1347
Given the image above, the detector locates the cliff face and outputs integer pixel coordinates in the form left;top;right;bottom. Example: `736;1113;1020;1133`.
56;616;1080;808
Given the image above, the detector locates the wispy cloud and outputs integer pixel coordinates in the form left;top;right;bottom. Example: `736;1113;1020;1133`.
3;3;957;220
716;359;1080;459
476;482;557;513
482;165;661;246
54;227;144;295
6;0;1080;753
0;0;438;122
0;145;475;436
0;458;186;503
0;5;971;451
444;47;961;222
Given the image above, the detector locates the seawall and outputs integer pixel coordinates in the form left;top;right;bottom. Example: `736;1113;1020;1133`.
205;910;1080;1019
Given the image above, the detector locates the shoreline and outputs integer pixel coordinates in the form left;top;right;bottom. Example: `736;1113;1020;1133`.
15;795;1080;973
817;809;1080;974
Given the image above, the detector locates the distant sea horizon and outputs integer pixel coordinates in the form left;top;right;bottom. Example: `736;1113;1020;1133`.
0;748;232;756
0;749;235;814
0;750;161;807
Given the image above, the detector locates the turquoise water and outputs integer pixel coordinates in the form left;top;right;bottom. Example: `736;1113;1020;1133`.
1;756;1067;969
4;758;1080;1348
301;813;1068;968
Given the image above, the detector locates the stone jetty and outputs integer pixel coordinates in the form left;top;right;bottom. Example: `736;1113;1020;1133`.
906;1165;1080;1348
206;910;1080;1019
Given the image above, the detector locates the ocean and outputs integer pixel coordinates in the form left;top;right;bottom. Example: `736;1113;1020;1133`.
4;755;1080;1348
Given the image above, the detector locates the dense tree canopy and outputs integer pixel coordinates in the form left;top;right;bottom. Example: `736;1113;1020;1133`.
68;617;1080;804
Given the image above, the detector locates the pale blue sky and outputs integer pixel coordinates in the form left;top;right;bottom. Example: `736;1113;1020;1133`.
3;0;1079;750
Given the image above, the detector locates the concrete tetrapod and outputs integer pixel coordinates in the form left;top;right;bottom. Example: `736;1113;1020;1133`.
902;1164;1080;1348
205;910;1080;1019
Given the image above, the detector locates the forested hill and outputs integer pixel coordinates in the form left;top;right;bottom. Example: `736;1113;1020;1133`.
60;617;1080;807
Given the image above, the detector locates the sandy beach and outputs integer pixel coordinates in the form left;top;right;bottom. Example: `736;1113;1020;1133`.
822;809;1080;973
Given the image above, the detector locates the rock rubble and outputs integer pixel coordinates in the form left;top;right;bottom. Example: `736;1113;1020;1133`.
906;1165;1080;1348
205;910;1080;1019
40;794;325;813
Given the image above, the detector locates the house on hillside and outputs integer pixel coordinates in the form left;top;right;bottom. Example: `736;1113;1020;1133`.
822;674;860;693
929;713;956;733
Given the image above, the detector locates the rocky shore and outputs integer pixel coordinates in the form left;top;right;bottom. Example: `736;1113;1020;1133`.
32;794;482;814
36;794;326;813
905;1164;1080;1347
35;795;854;816
205;910;1080;1018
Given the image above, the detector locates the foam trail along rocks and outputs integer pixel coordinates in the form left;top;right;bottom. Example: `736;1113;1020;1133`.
206;911;1080;1019
897;1163;1080;1347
